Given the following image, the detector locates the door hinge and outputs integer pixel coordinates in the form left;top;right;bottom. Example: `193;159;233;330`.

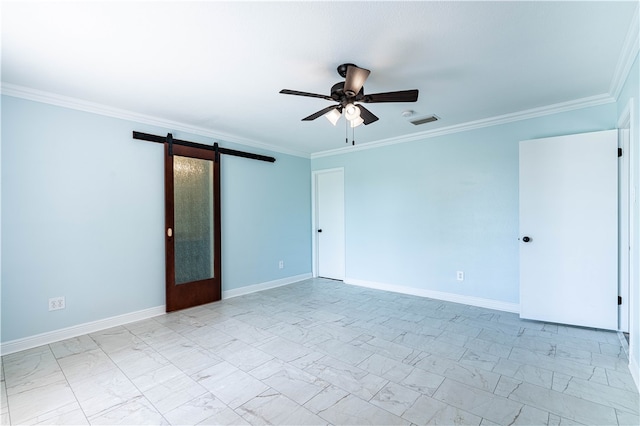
618;147;623;157
618;296;622;305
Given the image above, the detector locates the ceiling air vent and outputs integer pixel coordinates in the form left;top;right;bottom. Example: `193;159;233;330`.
410;115;439;126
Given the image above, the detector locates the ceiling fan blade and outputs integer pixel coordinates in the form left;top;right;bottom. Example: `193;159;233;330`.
344;65;370;96
357;105;379;125
279;89;333;101
302;105;341;121
362;89;419;103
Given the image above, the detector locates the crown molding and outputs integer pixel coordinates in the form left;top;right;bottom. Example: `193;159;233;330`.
0;83;311;159
1;82;616;162
311;93;615;159
2;47;625;164
609;3;639;99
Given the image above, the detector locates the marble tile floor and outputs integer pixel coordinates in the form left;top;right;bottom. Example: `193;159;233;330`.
1;278;638;425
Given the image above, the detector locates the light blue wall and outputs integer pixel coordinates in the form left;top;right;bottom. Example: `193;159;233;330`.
221;149;311;289
1;95;311;342
312;102;618;304
0;80;631;346
616;52;639;374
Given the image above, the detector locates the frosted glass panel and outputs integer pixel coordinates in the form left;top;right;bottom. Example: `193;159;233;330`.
173;155;214;285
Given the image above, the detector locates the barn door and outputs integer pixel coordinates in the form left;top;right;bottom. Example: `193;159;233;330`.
165;142;221;312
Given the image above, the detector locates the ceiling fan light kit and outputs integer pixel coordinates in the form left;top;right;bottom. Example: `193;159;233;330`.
280;63;419;145
350;116;365;128
324;108;341;126
344;103;361;121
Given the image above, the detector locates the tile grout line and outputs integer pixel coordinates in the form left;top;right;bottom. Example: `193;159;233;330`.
87;329;173;425
51;343;91;425
1;360;12;426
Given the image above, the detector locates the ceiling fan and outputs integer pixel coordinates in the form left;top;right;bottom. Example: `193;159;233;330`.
279;63;419;128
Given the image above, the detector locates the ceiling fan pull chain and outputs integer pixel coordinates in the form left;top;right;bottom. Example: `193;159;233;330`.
345;118;348;144
352;126;355;146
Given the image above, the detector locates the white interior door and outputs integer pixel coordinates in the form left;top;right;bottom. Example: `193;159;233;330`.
315;169;345;280
519;130;618;330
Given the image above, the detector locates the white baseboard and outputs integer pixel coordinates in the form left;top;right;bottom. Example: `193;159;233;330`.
0;306;166;356
223;273;312;299
344;278;520;314
0;273;314;357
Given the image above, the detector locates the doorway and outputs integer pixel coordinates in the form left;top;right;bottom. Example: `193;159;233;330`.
164;142;221;312
313;168;345;280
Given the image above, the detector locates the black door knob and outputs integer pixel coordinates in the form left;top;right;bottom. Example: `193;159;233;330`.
317;229;322;233
522;236;531;242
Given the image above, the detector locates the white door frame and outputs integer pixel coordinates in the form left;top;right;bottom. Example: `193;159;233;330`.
618;103;632;332
311;167;345;278
618;99;637;354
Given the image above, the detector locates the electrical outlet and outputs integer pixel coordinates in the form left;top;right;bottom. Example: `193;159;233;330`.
49;296;65;311
456;271;464;281
278;260;284;269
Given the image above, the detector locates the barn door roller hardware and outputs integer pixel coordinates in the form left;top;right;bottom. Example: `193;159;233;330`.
133;131;276;163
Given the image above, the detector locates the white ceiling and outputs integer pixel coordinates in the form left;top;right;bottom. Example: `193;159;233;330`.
2;1;638;157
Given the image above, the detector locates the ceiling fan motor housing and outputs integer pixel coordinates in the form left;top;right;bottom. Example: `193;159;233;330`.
330;81;364;105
